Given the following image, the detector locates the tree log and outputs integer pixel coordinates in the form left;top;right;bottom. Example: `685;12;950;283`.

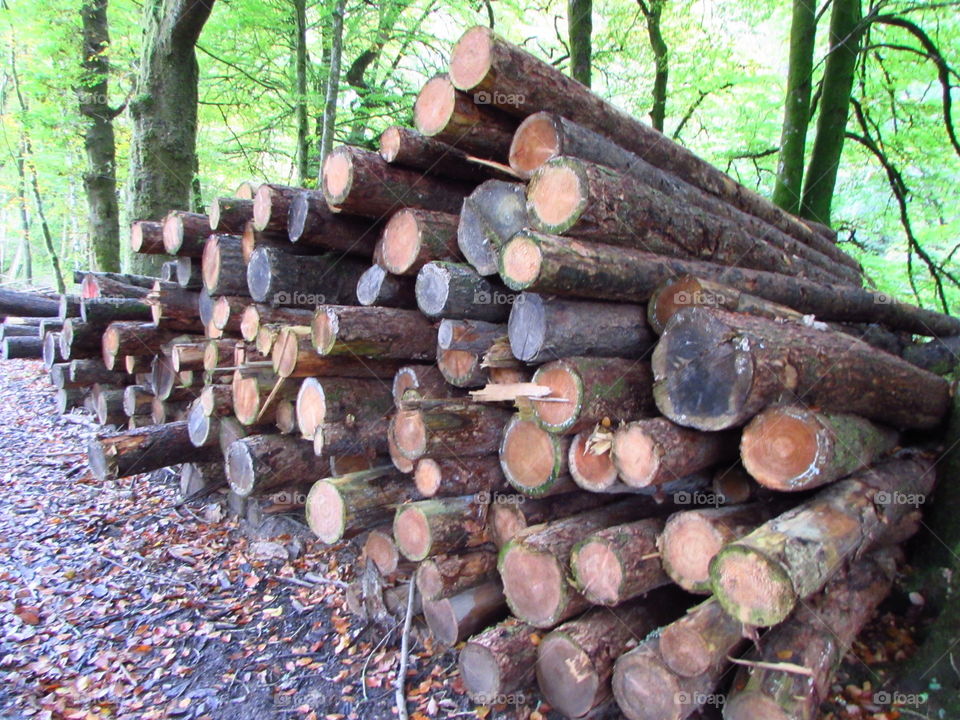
415;261;515;321
272;324;405;378
568;429;624;492
233;372;303;426
508;294;654;363
130;220;165;254
379;125;503;184
355;264;417;308
361;527;412;576
416;549;499;601
658;598;745;678
305;466;417;543
286;190;380;256
570;517;668;606
500;230;960;337
392;365;451;409
322;144;469;217
69;359;128;386
101;322;181;370
147;281;204;333
458;618;539;703
246;246;368;306
179;461;228;499
239;304;313;342
391;404;511;461
294;376;392;439
162;210;210;257
741;406;898;492
377;208;461;276
487;491;617;548
226;433;321;497
311;304;437;360
653;307;951;430
80;297;152;325
394;494;487;561
413;456;508;498
42;333;64;369
437;318;504;354
61;319;106;360
81;272;157;298
423;580;507;649
201;233;248;296
208;197;253;234
437;348;487;388
1;336;42;359
413;74;517;160
56;387;86;414
88;421;218;481
122;384;154;417
710;455;934;626
499;415;574;497
252;183;299;234
0;289;60;317
457;180;529;276
313;419;390;458
659;503;776;594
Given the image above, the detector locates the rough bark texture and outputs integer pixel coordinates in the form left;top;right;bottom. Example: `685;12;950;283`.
355;264;417;309
225;433;320;497
422;581;507;650
458;618;539;703
652;307;951;430
378;126;501;184
311;304;437;360
201;233;247;296
305;467;416;543
287;190;380;257
88;421;217;480
390;404;511;461
710;455;934;626
208;197;253;234
393;494;487;561
413;455;507;498
416;549;499;601
486;491;617;548
246;247;367;306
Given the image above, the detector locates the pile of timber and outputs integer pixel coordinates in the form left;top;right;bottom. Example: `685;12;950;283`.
3;26;959;720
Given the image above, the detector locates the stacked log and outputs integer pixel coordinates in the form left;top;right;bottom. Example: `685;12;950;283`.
4;23;958;720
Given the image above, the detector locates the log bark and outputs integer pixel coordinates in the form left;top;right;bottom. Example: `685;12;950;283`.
232;372;303;426
415;261;515;322
537;592;681;718
527;157;847;285
652;307;951;430
179;461;228;499
509;112;860;274
658;598;745;678
162;210;210;257
390;404;511;461
723;550;897;720
423;580;507;649
377;208;461;276
499;497;666;627
175;257;201;290
101;322;181;370
42;332;64;369
0;288;60;317
499;415;574;498
207;197;253;234
69;358;128;386
56;388;86;414
416;549;499;601
147;281;203;333
130;220;165;254
500;230;960;337
487;491;617;548
122;384;154;417
313;419;390;458
201;233;248;296
659;503;775;594
508;293;654;364
3;337;42;362
305;466;416;543
240;223;304;264
61;319;105;360
379;125;504;184
294;375;393;439
252;183;299;234
81;272;157;298
225;433;321;497
187;402;218;447
457;180;529;276
531;357;654;434
437;318;504;354
88;421;218;481
449;26;841;251
611;418;736;488
458;618;539;703
741;406;899;492
355;264;417;308
239;304;313;343
322;145;469;217
80;297;152;325
272;324;405;378
286;190;380;256
246;247;367;306
413;456;508;498
413;74;517;160
710;455;934;626
311;304;437;360
394;494;489;561
570;517;668;606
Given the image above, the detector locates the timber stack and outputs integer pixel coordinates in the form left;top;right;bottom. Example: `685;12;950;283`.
1;26;958;720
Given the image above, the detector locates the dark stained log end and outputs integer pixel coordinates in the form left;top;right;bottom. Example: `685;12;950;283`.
509;112;561;179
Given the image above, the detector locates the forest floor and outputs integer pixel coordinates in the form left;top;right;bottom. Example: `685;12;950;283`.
0;359;928;720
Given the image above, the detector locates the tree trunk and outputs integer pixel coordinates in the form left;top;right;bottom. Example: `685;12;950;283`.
317;0;346;176
501;230;960;336
2;337;43;360
711;455;934;626
355;264;417;309
390;404;511;461
570;517;667;605
658;503;775;594
293;0;309;185
377;208;460;276
393;494;487;561
127;0;214;275
311;304;437;360
772;0;817;215
531;357;655;434
88;421;217;480
639;0;667;131
567;0;592;87
423;581;507;649
508;293;654;363
652;307;951;430
458;618;539;703
658;598;746;678
80;297;152;325
413;456;508;498
415;261;515;322
0;289;60;317
416;549;499;601
80;0;121;273
457;180;529;276
741;405;898;492
800;0;863;225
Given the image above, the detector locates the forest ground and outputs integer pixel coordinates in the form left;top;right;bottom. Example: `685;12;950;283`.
0;359;931;720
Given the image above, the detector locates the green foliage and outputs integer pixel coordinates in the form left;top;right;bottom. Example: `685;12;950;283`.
0;0;956;317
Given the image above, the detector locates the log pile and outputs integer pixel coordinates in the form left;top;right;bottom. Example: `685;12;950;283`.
3;25;959;720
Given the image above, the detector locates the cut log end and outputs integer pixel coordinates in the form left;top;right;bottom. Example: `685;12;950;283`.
437;349;481;387
509;113;560;178
532;364;580;431
612;650;683;720
740;408;818;490
414;458;442;496
240;305;260;342
225;441;256;497
500;418;555;491
500;544;562;627
392;409;426;461
649;275;706;333
251;184;275;231
449;26;493;91
660;512;726;593
711;545;795;626
378;126;402;162
380;210;420;275
536;633;598;719
86;438;114;481
527;163;584;232
422;596;460;647
393;505;431;561
569;431;618;491
295;378;326;439
413;262;450;317
322;150;353;205
363;530;400;575
305;481;346;544
413;76;456;137
506;293;545;362
488;503;525;548
658;625;712;678
723;692;792;720
458;643;504;702
611;423;659;487
311;308;337;355
499;233;542;289
573;539;623;606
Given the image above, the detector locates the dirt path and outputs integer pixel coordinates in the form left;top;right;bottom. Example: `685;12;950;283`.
0;360;509;720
